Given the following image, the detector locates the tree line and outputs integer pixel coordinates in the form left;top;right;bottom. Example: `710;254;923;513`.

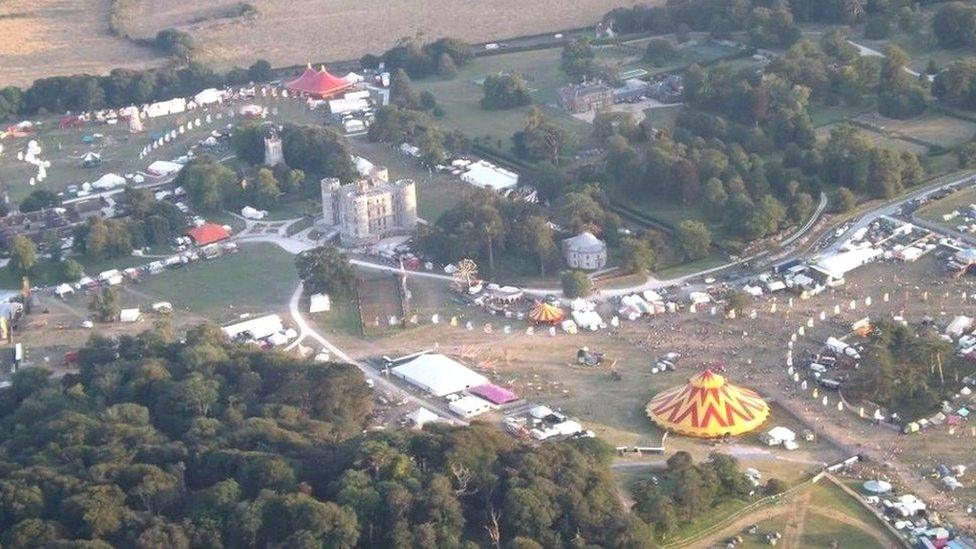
602;0;936;46
0;326;654;548
0;60;273;120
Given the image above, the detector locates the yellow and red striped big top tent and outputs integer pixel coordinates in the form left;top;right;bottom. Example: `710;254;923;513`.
646;369;770;438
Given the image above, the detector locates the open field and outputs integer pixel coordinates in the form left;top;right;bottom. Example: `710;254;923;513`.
699;479;897;549
815;123;930;156
411;48;589;146
131;0;645;71
0;0;163;87
113;242;298;322
598;36;741;75
853;111;976;150
0;112;230;203
916;187;976;226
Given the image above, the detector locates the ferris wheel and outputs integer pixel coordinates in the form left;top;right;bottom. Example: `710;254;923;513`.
452;258;479;290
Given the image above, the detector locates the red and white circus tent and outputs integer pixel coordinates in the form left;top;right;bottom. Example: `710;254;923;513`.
285;64;354;98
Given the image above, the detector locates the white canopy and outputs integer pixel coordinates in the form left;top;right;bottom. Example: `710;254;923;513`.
309;293;331;313
863;479;892;494
193;88;224;105
407;407;441;428
391;354;488;396
145;97;187;118
147;160;183;176
120;308;141;322
460;160;519;191
91;173;125;190
222;314;284;340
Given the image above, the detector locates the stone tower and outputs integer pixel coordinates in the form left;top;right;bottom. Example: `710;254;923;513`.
320;177;342;225
264;130;283;166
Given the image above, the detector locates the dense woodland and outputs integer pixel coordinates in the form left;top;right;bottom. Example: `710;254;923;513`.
0;328;653;548
847;320;976;418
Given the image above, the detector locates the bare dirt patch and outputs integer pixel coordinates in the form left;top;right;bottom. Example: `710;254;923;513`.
0;0;163;87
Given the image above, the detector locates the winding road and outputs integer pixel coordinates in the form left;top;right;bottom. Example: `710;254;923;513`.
283;283;465;425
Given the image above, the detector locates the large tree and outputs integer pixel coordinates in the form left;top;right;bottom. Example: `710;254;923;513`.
295;245;356;298
8;236;36;277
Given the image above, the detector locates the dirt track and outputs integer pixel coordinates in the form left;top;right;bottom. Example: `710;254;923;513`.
695;489;891;549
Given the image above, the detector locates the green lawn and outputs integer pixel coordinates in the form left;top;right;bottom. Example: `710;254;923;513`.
810;101;876;128
411;48;589;146
800;514;885;549
117;242;297;321
609;38;744;76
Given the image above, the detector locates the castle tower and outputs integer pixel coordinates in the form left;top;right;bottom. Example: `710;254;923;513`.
320;177;342;225
395;179;418;227
264;132;283;166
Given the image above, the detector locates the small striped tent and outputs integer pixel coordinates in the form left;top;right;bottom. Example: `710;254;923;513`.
528;302;565;325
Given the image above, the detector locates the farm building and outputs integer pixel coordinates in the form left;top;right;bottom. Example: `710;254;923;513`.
562;232;607;271
390;354;488;397
186;223;232;246
449;394;495;418
557;82;614;113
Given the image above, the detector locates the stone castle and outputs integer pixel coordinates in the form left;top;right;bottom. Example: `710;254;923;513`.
320;157;417;247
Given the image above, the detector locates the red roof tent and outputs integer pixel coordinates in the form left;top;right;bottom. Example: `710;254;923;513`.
285;64;354;98
186;223;231;246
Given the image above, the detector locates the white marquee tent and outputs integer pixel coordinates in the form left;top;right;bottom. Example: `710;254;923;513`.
460;160;519;191
391;354;488;396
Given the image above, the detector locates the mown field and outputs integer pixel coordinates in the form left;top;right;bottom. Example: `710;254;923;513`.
0;0;163;87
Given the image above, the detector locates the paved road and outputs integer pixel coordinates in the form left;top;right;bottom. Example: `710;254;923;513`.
823;172;976;256
235;190;831;301
283;283;465;425
847;40;928;80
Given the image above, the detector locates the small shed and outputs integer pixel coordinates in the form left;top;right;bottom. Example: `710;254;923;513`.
449;394;494;418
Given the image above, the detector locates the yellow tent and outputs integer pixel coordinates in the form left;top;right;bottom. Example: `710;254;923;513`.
646;370;770;438
528;302;564;325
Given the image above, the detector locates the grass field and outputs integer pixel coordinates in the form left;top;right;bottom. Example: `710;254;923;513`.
815;123;930;156
916;187;976;225
116;242;297;321
411;48;589;147
0;108;235;204
147;0;647;71
598;37;741;76
0;0;650;86
853;111;976;150
0;0;163;87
